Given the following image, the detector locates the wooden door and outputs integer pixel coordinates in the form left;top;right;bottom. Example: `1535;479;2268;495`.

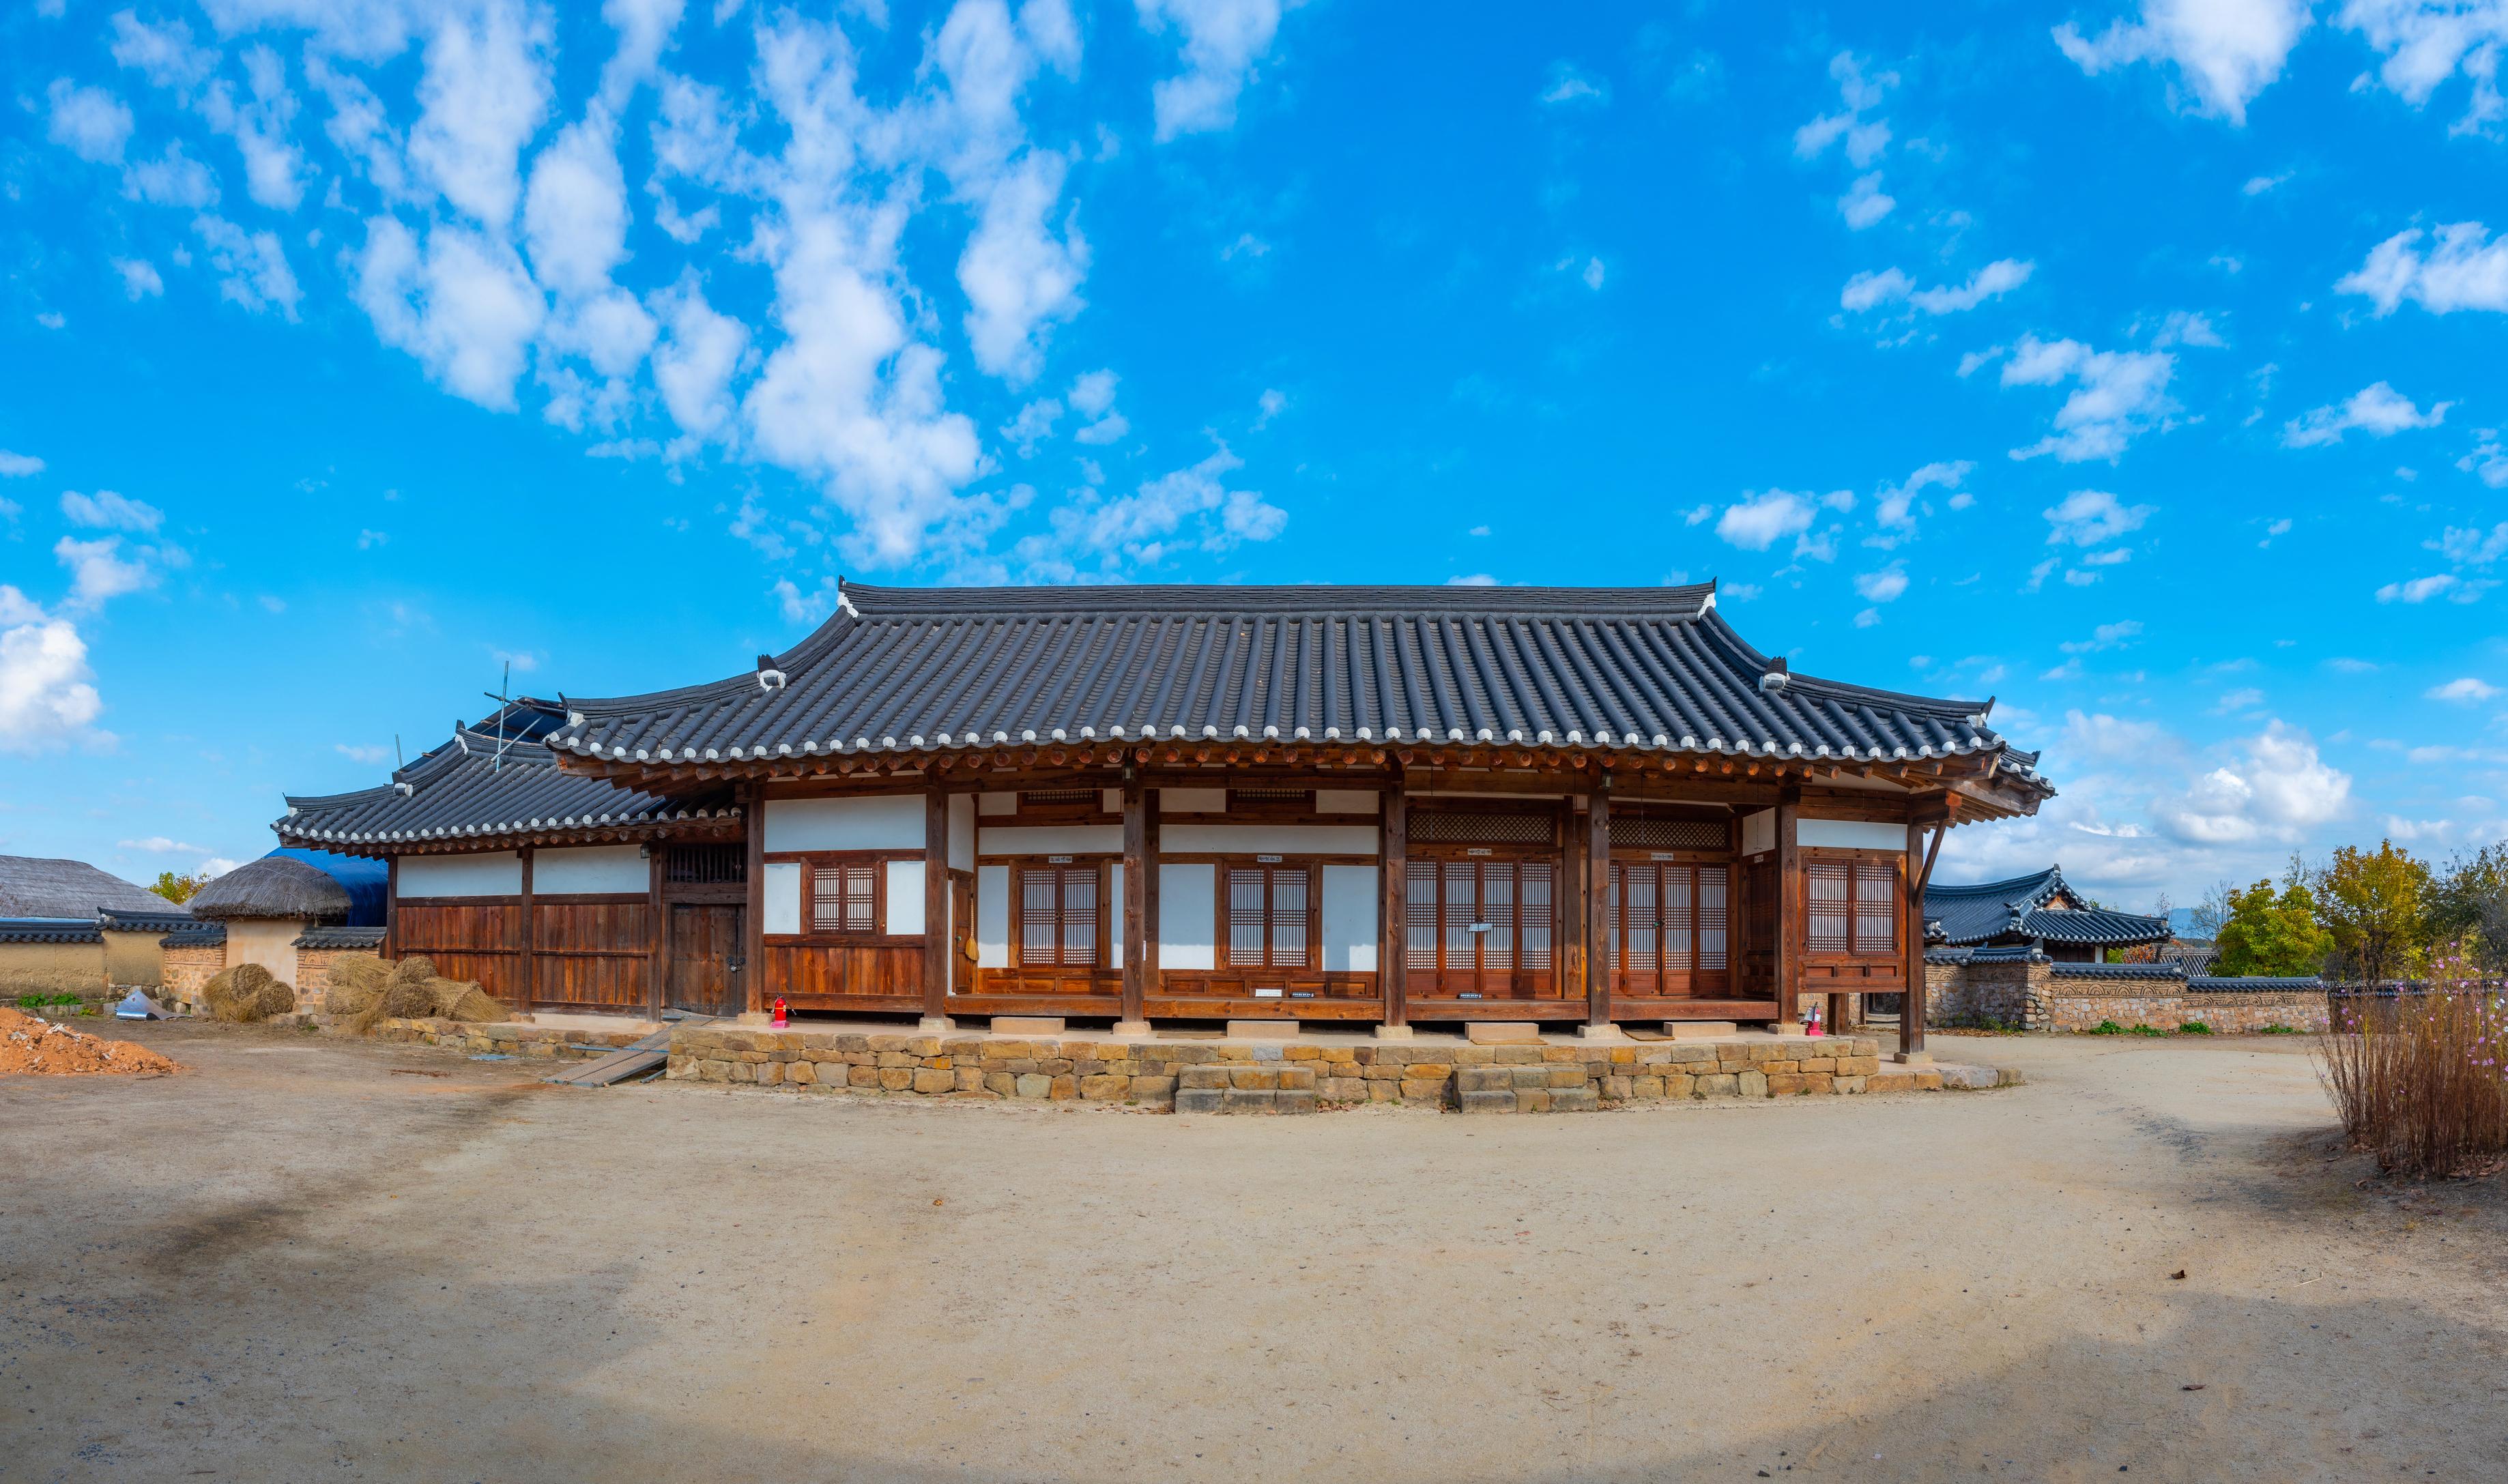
667;903;746;1017
1609;860;1732;998
1405;858;1559;1000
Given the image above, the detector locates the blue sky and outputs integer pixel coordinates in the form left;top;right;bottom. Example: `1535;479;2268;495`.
3;0;2506;911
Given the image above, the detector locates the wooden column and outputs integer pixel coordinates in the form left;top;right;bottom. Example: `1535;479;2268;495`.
924;788;950;1024
517;845;536;1013
383;856;399;962
1774;791;1800;1028
1903;818;1944;1057
1584;780;1612;1029
743;781;766;1015
1120;772;1149;1029
1379;786;1408;1030
646;841;667;1020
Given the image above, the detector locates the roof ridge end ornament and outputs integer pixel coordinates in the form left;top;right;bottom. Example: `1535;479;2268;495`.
1758;657;1790;693
835;579;862;620
756;654;788;691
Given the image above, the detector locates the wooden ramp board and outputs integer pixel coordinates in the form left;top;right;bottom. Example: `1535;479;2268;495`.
543;1015;712;1088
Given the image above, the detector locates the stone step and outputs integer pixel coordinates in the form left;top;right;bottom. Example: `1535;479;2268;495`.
1176;1064;1318;1091
1174;1086;1319;1115
1465;1021;1543;1045
1224;1019;1300;1040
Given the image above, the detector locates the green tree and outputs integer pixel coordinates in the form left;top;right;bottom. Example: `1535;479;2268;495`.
2427;842;2508;974
149;870;207;905
2214;878;2333;977
2314;841;2434;985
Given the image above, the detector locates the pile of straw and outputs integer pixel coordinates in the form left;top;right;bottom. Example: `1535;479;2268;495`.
201;963;296;1023
331;953;510;1033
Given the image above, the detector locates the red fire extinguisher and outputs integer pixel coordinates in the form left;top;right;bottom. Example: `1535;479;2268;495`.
1806;1001;1824;1038
772;996;789;1029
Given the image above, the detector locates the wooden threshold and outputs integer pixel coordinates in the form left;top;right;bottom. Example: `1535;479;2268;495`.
1141;997;1383;1021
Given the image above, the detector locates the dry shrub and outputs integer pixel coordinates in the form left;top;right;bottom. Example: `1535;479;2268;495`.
202;963;297;1023
2316;983;2508;1179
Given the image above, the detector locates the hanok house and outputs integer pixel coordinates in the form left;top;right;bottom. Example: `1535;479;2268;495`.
277;584;2053;1052
177;847;391;994
1921;865;2170;965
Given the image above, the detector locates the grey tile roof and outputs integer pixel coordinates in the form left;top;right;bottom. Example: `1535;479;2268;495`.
161;922;227;948
2187;975;2322;991
2049;961;2187;981
0;855;190;921
97;907;200;935
545;582;2053;795
0;917;104;945
277;727;738;854
294;925;386;950
1924;865;2167;947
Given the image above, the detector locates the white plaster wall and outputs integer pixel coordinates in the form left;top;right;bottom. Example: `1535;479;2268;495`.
1159;862;1216;970
762;862;803;935
979;792;1016;816
401;852;523;897
1101;789;1124;814
1159;823;1379;856
1800;819;1905;851
1316;789;1378;814
1321;864;1379;972
885;859;925;935
764;795;924;852
532;845;646;894
976;864;1009;966
1160;787;1226;813
977;824;1125;856
947;794;977;871
226;918;304;986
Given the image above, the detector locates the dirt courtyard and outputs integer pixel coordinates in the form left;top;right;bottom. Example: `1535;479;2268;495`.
5;1023;2505;1483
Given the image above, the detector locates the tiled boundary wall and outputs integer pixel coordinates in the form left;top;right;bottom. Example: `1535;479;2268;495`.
1927;953;2327;1033
155;942;373;1016
659;1027;1927;1111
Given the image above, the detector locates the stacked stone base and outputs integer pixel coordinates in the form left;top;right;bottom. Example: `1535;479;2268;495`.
362;1018;648;1062
662;1026;1927;1113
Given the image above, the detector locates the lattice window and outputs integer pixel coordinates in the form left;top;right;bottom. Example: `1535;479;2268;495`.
1409;811;1554;845
1806;857;1897;958
1017;865;1099;967
1609;862;1729;989
665;843;745;884
1019;789;1098;808
1407;859;1552;991
1231;787;1312;807
1608;815;1729;851
1225;866;1310;969
811;862;880;934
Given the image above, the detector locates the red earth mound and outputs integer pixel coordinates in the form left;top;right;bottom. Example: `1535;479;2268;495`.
0;1006;182;1077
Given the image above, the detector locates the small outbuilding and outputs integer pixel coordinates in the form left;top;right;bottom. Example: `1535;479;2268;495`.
0;853;194;997
185;848;390;989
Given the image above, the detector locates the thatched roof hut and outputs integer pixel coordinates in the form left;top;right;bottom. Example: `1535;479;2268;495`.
188;849;388;925
0;854;187;920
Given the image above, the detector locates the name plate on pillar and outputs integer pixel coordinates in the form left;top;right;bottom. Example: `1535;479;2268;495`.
1256;854;1282;863
1048;855;1073;864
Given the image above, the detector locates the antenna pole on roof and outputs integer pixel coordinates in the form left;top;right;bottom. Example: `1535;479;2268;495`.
480;660;514;773
394;734;403;770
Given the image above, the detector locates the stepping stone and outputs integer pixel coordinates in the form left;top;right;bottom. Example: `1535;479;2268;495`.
1465;1021;1542;1045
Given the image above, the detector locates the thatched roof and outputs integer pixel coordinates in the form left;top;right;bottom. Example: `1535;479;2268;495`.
0;854;189;920
190;854;351;922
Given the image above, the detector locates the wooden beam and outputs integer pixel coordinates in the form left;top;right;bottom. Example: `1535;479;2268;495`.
1380;781;1408;1030
1120;770;1148;1028
647;843;665;1020
1774;789;1800;1028
1584;781;1612;1029
743;781;766;1016
924;787;949;1023
383;856;399;961
1903;819;1944;1057
518;845;536;1014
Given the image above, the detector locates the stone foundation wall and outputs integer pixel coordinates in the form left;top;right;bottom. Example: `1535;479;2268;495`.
2163;991;2326;1034
2044;978;2182;1032
160;943;225;1011
1933;958;2049;1030
659;1027;1928;1112
361;1018;645;1061
293;948;364;1009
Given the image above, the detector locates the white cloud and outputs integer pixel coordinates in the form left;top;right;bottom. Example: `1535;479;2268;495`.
2043;489;2154;547
523;115;633;300
1135;0;1285;141
1254;388;1286;428
201;44;306;210
1793;52;1894;166
110;11;215;93
1016;446;1286;572
334;743;391;764
408;0;555;228
113;258;164;299
648;274;749;445
2053;0;2310;125
120;836;210;854
957;151;1088;382
2002;335;2178;462
1539;62;1609;106
2428;676;2502;703
1875;460;1973;532
2337;222;2508;315
2341;0;2508;131
2151;308;2224;347
1839;171;1896;230
2461;439;2508;487
2376;572;2462;602
356;218;544;409
2157;721;2350;844
1714;489;1817;551
1841;259;2033;317
46;79;133;164
194;215;302;318
1854;566;1909;603
124;143;218;208
2060;619;2145;654
2434;521;2508;565
55;536;156;609
1003;397;1063;456
0;613;106;755
1448;572;1501;587
0;451;46;478
60;490;164;534
2283;380;2452;446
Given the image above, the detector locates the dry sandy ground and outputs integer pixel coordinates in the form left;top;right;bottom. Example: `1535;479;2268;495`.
4;1023;2506;1483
